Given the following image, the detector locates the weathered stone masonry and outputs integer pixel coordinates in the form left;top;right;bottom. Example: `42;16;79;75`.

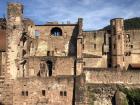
0;2;140;105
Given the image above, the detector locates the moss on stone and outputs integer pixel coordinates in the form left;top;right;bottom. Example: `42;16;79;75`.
119;88;140;105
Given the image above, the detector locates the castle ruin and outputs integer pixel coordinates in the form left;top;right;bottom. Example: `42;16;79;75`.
0;2;140;105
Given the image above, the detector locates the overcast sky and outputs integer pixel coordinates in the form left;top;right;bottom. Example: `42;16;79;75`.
0;0;140;30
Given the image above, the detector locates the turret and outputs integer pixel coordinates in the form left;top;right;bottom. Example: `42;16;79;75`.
110;18;125;69
6;3;23;79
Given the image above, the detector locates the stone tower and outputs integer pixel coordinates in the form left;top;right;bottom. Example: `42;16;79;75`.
6;3;23;79
3;3;23;105
76;18;83;75
110;18;125;69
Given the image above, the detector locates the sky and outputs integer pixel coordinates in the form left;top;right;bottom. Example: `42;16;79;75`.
0;0;140;30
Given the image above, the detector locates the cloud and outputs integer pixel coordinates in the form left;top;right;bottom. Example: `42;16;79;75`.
0;0;140;30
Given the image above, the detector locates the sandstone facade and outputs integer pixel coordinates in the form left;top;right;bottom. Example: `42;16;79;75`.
0;2;140;105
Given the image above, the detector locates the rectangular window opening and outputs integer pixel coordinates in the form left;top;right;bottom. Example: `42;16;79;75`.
60;91;63;96
94;44;96;49
118;35;120;39
64;91;67;96
94;33;96;39
42;90;46;96
26;91;28;96
47;51;50;56
21;91;28;96
21;91;24;96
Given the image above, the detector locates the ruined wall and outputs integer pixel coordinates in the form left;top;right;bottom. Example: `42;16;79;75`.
2;3;24;105
35;24;78;56
23;18;35;38
83;57;107;68
84;69;140;84
82;31;108;68
28;57;75;77
124;29;140;68
83;31;105;56
12;77;74;105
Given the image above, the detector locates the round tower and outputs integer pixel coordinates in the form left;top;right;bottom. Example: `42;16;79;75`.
110;18;125;69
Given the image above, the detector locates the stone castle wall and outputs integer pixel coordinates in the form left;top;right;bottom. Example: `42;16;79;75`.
28;57;75;77
84;68;140;84
12;77;74;105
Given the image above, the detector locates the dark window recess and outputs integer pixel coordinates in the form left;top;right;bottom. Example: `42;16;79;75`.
107;30;111;34
60;91;63;96
51;27;62;36
104;52;107;55
13;25;16;29
94;44;96;49
47;51;50;56
21;91;24;96
60;91;67;96
118;35;120;39
42;90;46;96
82;44;84;49
26;91;28;96
131;45;133;48
125;52;131;56
21;91;28;96
22;49;26;57
83;62;86;66
46;60;53;77
64;91;67;96
94;33;96;39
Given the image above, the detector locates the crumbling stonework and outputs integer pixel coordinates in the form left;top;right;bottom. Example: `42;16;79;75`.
0;2;140;105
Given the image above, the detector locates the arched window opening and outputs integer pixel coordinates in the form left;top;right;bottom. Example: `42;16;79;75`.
46;60;53;76
51;27;62;36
